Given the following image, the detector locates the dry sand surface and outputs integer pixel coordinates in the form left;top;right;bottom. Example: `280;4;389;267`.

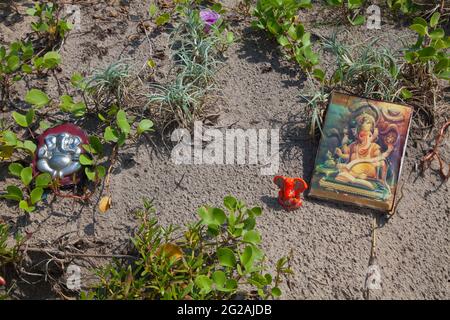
0;1;448;299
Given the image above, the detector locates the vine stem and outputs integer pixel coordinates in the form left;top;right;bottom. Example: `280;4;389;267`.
18;247;137;260
104;143;119;195
421;120;450;180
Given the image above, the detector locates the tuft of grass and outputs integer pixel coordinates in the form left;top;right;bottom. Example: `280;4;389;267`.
300;90;329;138
305;30;448;139
322;35;405;102
148;77;208;128
85;60;131;108
147;5;230;131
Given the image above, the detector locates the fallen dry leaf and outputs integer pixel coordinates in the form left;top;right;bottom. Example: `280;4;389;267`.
99;196;112;213
157;243;183;261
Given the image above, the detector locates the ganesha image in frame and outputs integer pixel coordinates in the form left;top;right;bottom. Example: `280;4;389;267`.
309;92;413;212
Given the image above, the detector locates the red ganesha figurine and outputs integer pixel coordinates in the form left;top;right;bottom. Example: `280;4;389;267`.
273;176;308;211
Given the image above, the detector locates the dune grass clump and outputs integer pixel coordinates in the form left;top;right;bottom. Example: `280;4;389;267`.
147;3;233;131
304;28;448;139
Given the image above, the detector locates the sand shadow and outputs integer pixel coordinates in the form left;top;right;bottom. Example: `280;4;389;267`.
236;27;306;88
0;2;25;28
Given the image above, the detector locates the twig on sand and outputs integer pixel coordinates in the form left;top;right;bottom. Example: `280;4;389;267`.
20;247;137;260
421;121;450;181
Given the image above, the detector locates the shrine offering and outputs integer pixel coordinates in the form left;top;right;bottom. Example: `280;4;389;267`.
33;123;89;186
309;92;413;212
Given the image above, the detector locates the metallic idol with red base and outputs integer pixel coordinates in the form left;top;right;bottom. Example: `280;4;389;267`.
33;124;89;186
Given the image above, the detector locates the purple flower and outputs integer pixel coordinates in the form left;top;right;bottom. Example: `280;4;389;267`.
200;9;220;32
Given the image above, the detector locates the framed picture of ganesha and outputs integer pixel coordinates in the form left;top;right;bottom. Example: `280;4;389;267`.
309;92;413;212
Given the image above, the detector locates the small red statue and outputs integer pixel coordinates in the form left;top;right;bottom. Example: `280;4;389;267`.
273;176;308;211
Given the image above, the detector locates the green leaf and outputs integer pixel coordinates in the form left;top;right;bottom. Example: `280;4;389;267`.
42;51;61;69
149;3;158;18
2;130;18;146
59;95;86;117
35;173;52;188
12;109;34;128
223;195;237;212
400;88;413;100
348;0;363;9
9;163;24;177
301;32;311;46
198;207;226;226
243;230;261;244
417;47;436;60
32;57;44;69
104;126;119;142
404;51;417;63
265;273;273;285
23;140;37;154
22;64;33;74
303;45;319;65
271;287;282;297
3;185;23;201
249;206;262;216
25;89;50;108
240;245;255;271
39;120;51;131
430;12;440;28
226;31;234;44
412;17;428;27
434;57;449;73
71;72;86;90
20;167;33;186
117;132;127;147
433;39;449;50
243;217;256;231
79;154;93;165
212;271;226;288
0;47;6;60
59;95;72;109
96;165;106;179
147;59;156;68
287;23;304;41
313;68;325;82
194;275;212;294
30;187;43;204
26;109;35;126
12;111;28;127
437;70;450;80
224;279;238;291
26;8;37;16
429;28;444;40
212;208;226;225
85;167;96;181
326;0;343;5
277;35;290;47
137;119;154;135
19;200;35;213
217;248;236;267
409;24;427;36
155;13;170;26
7;55;20;72
267;18;282;35
116;110;131;135
348;15;365;26
89;136;103;155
